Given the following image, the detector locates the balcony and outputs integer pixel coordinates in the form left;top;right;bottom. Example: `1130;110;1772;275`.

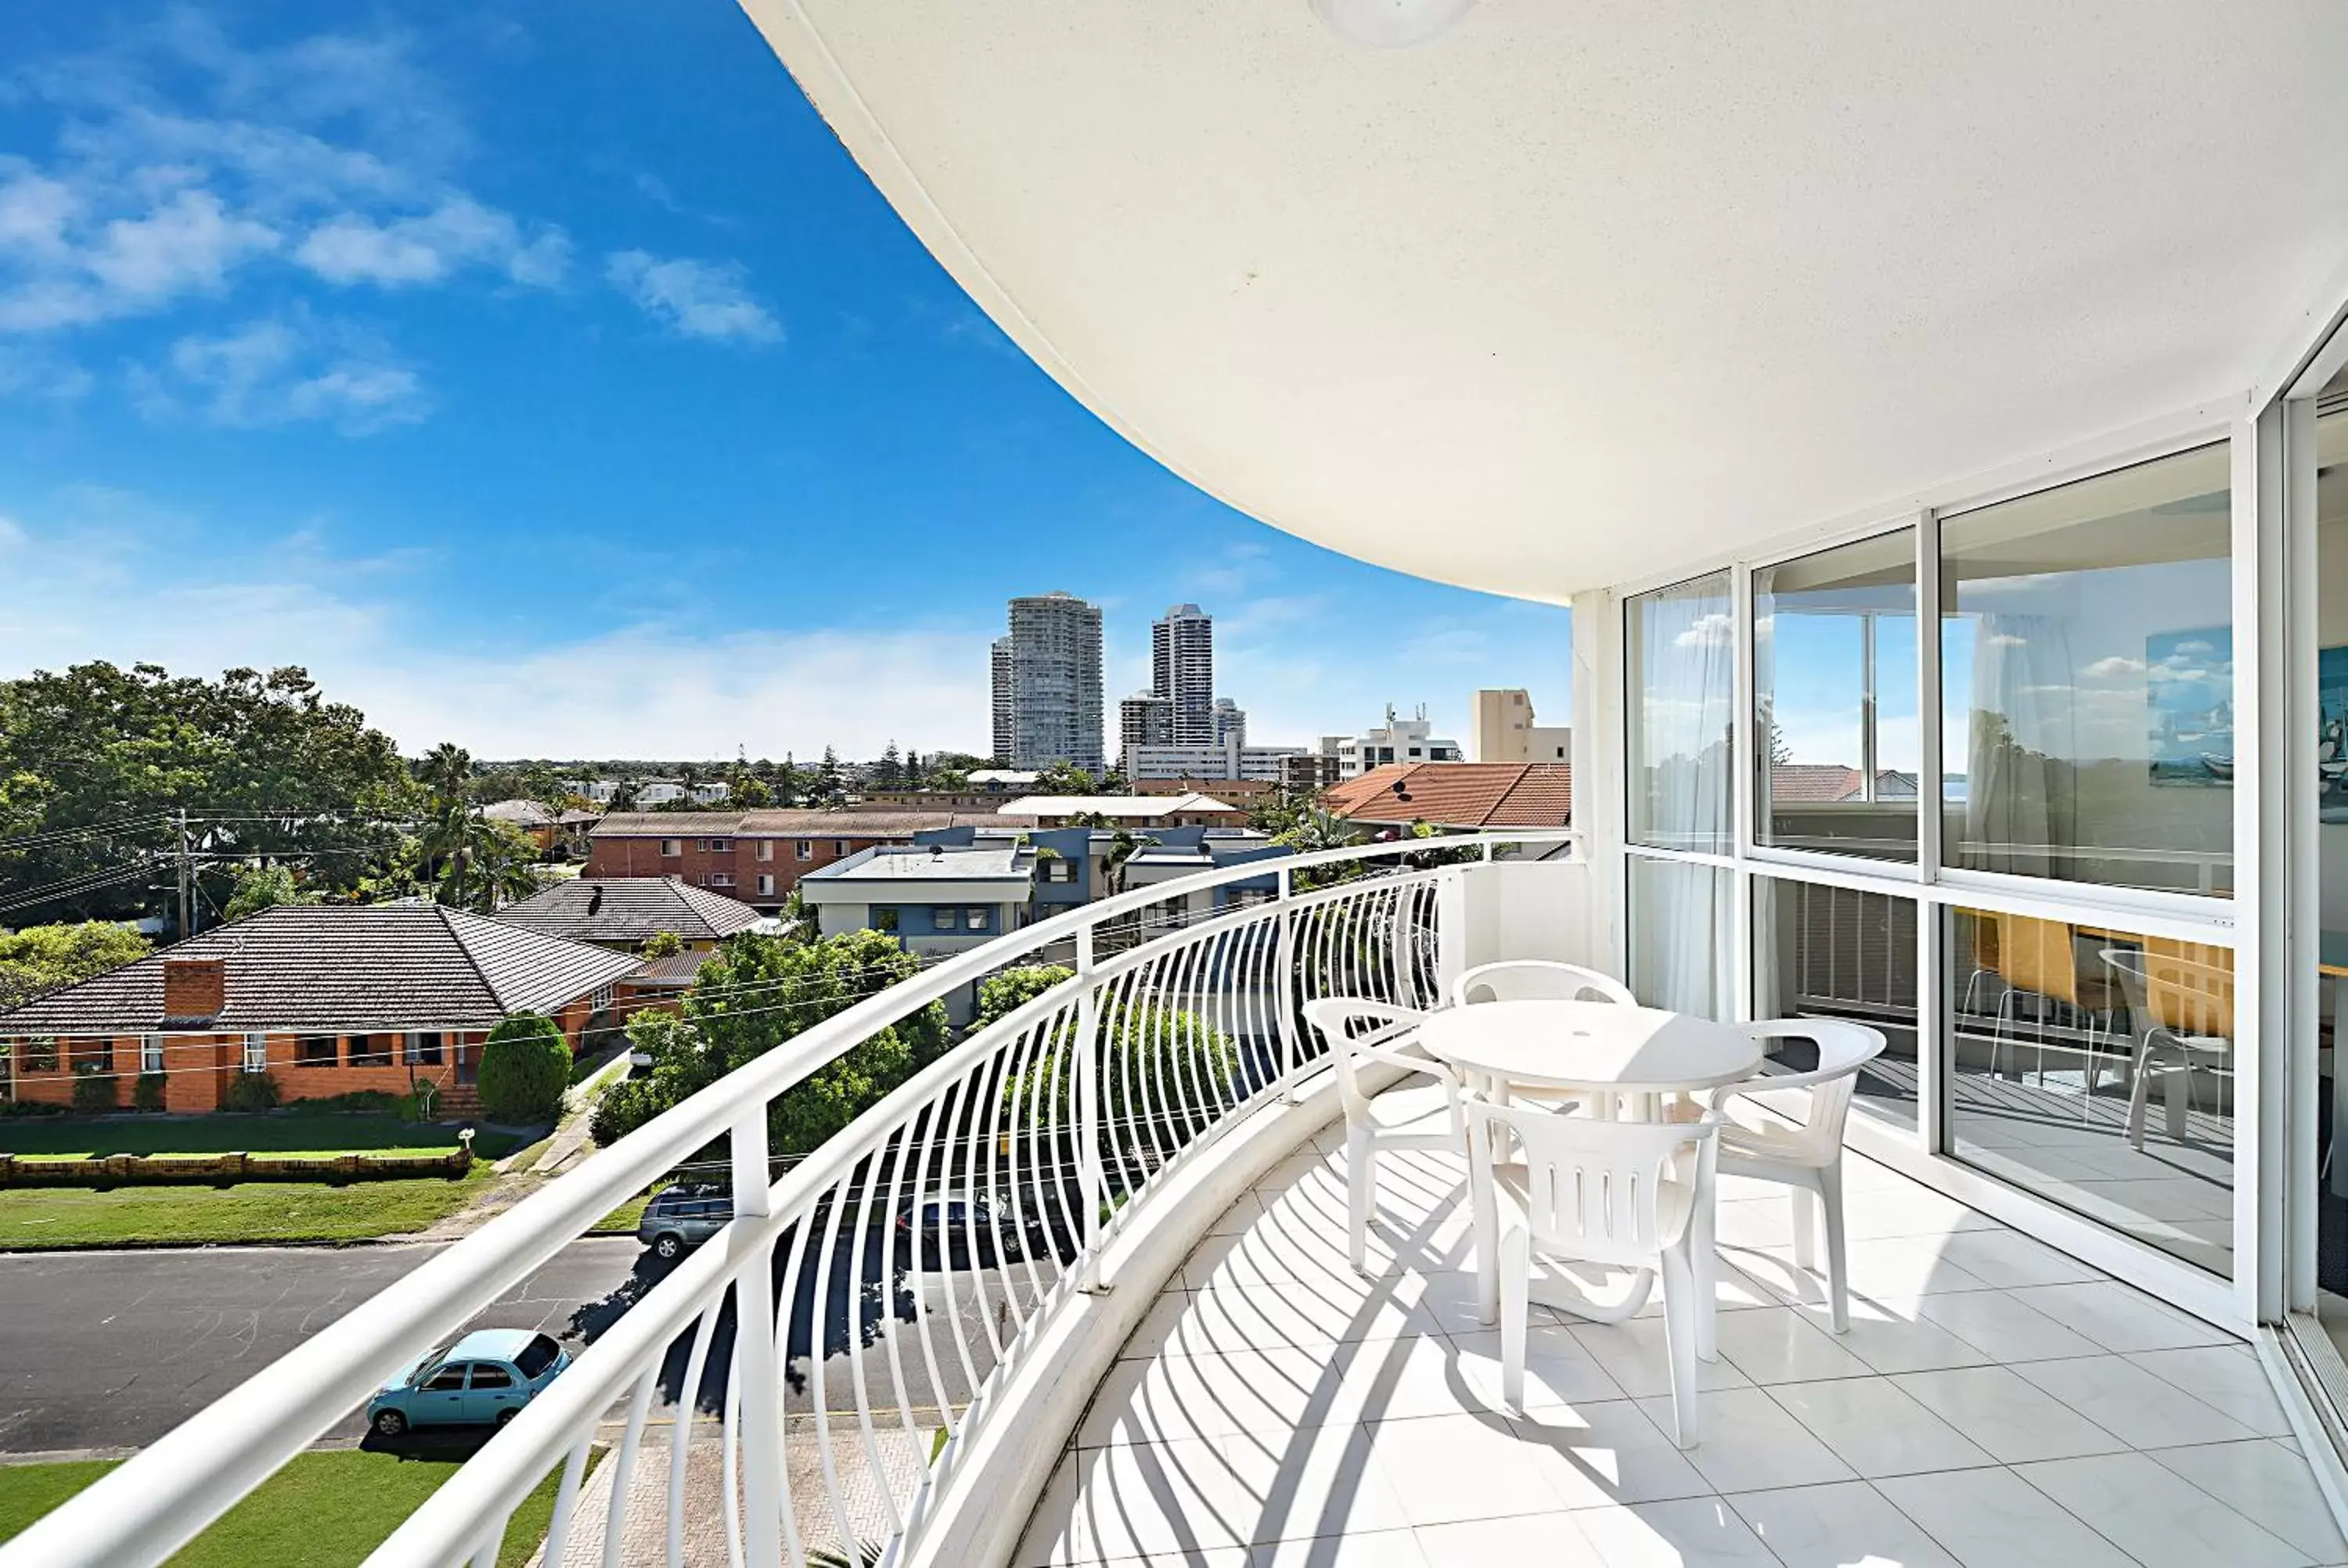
3;833;2326;1568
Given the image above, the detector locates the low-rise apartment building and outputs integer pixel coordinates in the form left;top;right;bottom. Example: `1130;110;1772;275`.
0;904;640;1115
585;809;1032;908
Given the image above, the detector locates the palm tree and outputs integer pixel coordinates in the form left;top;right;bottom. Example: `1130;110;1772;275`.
416;743;473;804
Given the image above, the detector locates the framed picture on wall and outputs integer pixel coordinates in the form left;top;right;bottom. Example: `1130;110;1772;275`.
2323;646;2348;822
2146;628;2234;787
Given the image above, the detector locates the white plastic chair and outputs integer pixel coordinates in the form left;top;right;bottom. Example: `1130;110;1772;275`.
1450;960;1633;1116
1698;1019;1885;1333
1303;998;1463;1274
1451;959;1637;1008
1471;1097;1720;1447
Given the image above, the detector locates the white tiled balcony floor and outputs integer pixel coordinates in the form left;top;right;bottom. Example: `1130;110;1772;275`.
1014;1117;2345;1568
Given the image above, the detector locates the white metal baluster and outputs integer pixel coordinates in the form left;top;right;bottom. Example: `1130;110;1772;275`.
669;1304;725;1568
870;1117;929;1467
1115;962;1162;1192
1274;868;1299;1096
805;1167;862;1560
1072;924;1104;1289
539;1434;596;1568
602;1357;661;1568
998;1021;1050;1311
1165;931;1210;1149
731;1110;785;1568
913;1081;986;1449
719;1350;744;1568
952;1059;1010;1367
840;1113;908;1547
974;1038;1023;1337
893;1104;954;1456
1031;1007;1079;1289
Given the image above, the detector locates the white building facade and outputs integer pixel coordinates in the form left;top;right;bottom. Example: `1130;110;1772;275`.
1151;602;1215;745
1333;705;1464;778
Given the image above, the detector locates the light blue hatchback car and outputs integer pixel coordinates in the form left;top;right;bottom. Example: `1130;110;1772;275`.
368;1329;570;1437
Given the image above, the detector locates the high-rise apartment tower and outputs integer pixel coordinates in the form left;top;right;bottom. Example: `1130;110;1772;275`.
1151;603;1216;746
1002;592;1105;774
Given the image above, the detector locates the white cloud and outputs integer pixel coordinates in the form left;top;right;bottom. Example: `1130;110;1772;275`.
296;197;567;289
1673;612;1734;649
2085;655;2147;678
0;509;983;755
606;250;781;343
0;15;574;415
133;312;427;434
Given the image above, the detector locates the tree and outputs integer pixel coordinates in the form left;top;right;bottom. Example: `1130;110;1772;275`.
641;930;686;958
477;1012;571;1123
416;742;474;801
0;664;417;925
588;929;949;1155
0;922;150;1012
1035;761;1096;795
421;811;542;912
875;743;903;792
729;775;772;807
221;865;318;922
1270;805;1366;890
816;747;845;805
977;964;1238;1135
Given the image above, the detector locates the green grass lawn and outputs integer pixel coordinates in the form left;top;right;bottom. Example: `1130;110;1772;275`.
0;1113;521;1161
0;1448;588;1566
0;1166;497;1249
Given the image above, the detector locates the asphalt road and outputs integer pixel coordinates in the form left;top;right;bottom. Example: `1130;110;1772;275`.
0;1237;643;1454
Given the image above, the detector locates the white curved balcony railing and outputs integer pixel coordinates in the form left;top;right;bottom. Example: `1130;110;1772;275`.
1;830;1576;1568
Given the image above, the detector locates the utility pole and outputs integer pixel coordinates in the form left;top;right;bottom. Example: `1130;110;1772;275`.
175;808;192;940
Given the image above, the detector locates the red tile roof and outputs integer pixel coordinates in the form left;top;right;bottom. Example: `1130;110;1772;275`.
1323;763;1572;829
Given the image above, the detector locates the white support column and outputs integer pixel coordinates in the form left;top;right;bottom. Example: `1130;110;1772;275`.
1573;588;1627;981
1916;507;1948;1156
2238;399;2285;1326
2286;396;2321;1313
1730;560;1756;1023
729;1109;783;1568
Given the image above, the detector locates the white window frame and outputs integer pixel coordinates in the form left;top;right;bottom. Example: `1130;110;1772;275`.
756;874;774;896
659;838;682;858
1612;405;2252;1333
242;1032;268;1074
709;871;734;888
755;840;774;861
794;841;814;861
590;985;614;1012
141;1034;164;1074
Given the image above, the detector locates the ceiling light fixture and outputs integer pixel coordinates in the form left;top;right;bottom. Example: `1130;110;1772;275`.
1311;0;1476;49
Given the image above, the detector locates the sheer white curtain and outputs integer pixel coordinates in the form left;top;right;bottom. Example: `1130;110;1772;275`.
1629;574;1736;1016
1962;613;2077;880
1631;575;1734;852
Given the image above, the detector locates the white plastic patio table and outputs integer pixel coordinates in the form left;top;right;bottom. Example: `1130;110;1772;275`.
1415;998;1763;1115
1417;999;1762;1332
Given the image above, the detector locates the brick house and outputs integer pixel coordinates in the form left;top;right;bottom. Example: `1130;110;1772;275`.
0;904;643;1116
492;875;774;952
585;810;1034;911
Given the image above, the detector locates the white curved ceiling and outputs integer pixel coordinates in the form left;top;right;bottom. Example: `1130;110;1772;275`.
740;1;2348;602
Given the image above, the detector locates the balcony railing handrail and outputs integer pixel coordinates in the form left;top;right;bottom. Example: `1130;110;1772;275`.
0;827;1574;1568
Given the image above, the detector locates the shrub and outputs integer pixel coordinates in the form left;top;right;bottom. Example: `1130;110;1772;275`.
478;1012;571;1123
71;1066;117;1114
639;931;685;958
133;1073;167;1113
222;1070;282;1113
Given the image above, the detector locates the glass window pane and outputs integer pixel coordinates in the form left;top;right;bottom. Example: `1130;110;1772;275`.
1754;877;1918;1133
1756;530;1918;861
1629;572;1734;852
1946;904;2232;1274
1628;857;1731;1020
1939;444;2232;894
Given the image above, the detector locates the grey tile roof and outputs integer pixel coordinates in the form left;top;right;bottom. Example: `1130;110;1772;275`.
624;951;712;987
492;876;764;944
0;904;643;1036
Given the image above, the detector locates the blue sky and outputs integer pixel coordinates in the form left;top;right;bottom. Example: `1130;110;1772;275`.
0;2;1572;763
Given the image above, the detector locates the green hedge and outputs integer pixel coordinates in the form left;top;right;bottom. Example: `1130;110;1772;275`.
478;1014;570;1123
